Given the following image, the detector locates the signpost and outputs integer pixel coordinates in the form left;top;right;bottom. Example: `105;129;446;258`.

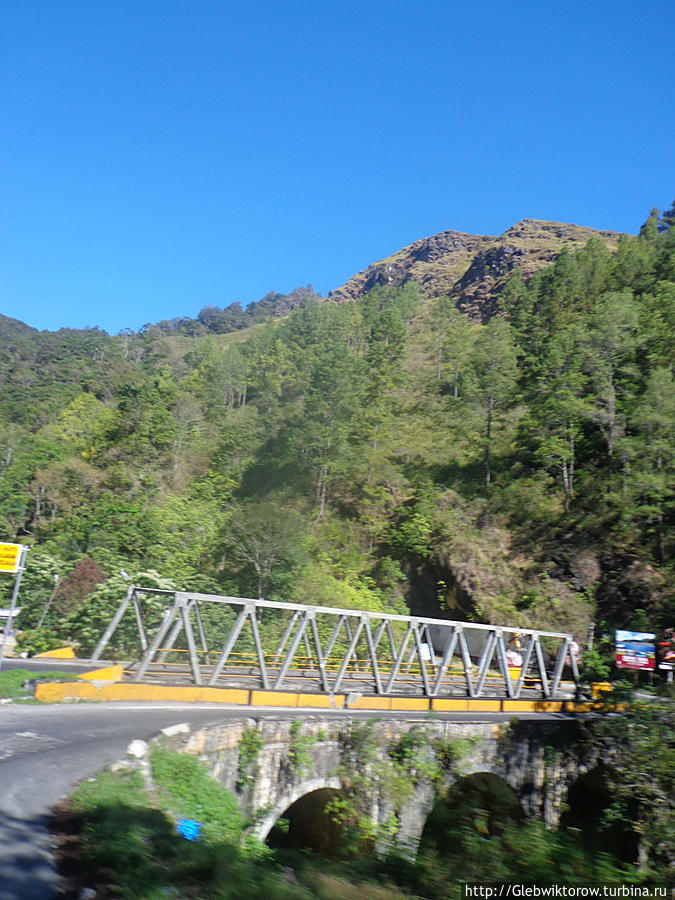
0;543;28;672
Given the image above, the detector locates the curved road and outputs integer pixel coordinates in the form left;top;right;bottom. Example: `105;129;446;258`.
0;701;259;899
0;665;565;898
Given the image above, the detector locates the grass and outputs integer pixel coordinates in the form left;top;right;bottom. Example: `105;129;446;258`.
0;667;76;699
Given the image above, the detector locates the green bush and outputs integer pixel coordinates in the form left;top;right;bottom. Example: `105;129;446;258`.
237;726;264;790
15;627;64;656
67;763;309;900
150;745;244;845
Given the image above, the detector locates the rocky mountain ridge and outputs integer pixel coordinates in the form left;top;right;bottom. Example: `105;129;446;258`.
328;218;623;319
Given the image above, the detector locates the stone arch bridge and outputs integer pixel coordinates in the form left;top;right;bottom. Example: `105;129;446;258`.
158;715;596;853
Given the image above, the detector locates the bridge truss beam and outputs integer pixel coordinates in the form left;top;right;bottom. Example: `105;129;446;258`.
92;589;579;700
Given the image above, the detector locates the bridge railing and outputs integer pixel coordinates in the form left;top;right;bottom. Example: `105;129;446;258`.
92;588;579;699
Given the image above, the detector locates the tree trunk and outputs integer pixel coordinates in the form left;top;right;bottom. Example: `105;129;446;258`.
253;560;264;601
173;434;184;472
560;421;575;514
484;397;493;489
606;372;616;473
318;467;328;518
561;461;570;515
637;835;648;874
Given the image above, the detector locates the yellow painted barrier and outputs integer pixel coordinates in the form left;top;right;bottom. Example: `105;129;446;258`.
431;698;470;712
465;699;502;712
35;646;75;659
502;700;564;713
78;665;125;683
250;690;300;707
296;693;345;708
347;696;392;710
564;700;600;714
390;697;429;712
35;681;250;704
33;679;592;717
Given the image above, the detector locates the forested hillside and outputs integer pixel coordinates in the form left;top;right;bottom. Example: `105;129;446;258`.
1;208;673;654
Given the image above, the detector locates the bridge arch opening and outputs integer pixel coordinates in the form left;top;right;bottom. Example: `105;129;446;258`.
420;771;523;856
265;787;346;858
560;766;638;863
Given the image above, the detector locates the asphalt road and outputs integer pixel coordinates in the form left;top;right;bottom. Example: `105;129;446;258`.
0;690;566;900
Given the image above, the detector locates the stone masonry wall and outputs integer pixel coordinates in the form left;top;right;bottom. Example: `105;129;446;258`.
158;716;592;852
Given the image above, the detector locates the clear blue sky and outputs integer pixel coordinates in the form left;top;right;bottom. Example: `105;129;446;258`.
1;0;673;333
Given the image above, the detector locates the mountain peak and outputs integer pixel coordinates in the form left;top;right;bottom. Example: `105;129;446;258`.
329;218;623;318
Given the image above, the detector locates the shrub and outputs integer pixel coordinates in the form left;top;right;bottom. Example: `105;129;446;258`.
15;627;64;656
150;746;244;845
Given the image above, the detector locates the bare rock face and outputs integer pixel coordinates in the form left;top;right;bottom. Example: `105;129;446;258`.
328;228;487;306
454;243;529;320
568;551;602;592
328;219;623;320
408;231;471;263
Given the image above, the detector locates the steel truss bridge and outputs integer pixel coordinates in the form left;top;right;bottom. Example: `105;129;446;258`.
92;588;580;700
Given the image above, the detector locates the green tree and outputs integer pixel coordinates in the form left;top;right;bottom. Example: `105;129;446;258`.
529;323;591;513
246;326;293;417
45;393;115;460
468;318;519;488
221;501;307;599
628;368;675;562
430;296;476;396
582;291;641;473
282;304;365;516
589;700;675;877
640;281;675;371
658;199;675;233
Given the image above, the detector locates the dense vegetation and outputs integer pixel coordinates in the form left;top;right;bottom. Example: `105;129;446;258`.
1;205;673;654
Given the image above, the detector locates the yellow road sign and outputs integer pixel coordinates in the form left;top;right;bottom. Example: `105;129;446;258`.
0;543;23;574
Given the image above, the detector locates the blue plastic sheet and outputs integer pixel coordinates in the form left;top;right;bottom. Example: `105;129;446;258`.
176;817;203;841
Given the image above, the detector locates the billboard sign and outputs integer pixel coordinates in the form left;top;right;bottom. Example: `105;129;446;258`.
0;543;23;574
615;630;655;671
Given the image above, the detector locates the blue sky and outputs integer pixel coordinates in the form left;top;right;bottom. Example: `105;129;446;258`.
1;0;673;333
